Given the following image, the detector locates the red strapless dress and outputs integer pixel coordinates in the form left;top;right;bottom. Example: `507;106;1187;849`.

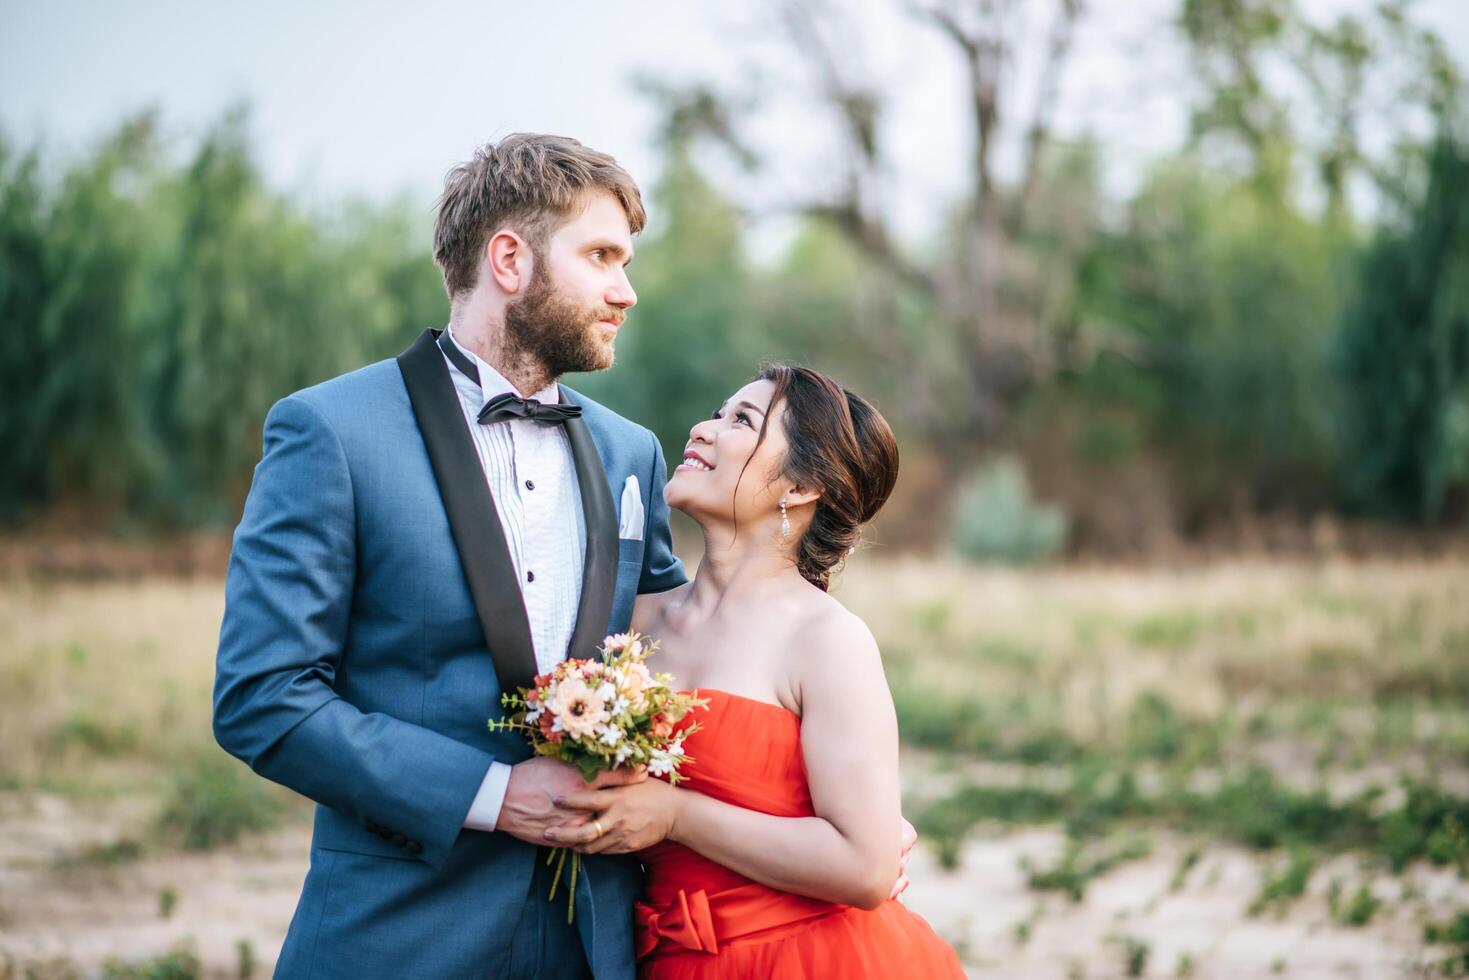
635;689;966;979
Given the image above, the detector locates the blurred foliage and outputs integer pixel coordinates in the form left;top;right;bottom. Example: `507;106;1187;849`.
1;0;1467;548
567;138;760;442
0;107;447;529
1072;156;1345;519
1335;137;1469;523
155;745;285;850
950;456;1068;564
100;942;200;980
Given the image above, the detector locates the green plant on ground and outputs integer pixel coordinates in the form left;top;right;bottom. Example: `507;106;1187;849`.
1022;834;1152;901
1249;848;1314;917
1425;910;1469;976
1106;933;1150;978
1326;875;1384;927
1170;847;1202;892
235;939;255;979
155;747;283;851
100;941;200;980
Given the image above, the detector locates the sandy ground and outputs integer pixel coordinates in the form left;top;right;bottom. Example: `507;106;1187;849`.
2;793;1464;979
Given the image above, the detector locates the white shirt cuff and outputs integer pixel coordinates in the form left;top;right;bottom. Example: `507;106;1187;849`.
463;761;513;832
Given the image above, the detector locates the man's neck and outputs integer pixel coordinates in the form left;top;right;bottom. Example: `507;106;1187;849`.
448;311;556;399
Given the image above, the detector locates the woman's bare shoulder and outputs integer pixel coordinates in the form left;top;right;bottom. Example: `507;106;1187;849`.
788;592;884;697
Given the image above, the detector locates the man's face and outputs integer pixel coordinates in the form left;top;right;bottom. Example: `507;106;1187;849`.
505;189;638;378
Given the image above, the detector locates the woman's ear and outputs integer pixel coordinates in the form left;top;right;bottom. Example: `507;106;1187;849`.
785;484;822;508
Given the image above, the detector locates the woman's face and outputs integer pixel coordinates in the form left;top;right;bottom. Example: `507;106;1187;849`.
664;379;791;525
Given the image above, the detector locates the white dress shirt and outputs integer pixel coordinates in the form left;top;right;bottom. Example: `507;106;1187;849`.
441;326;587;832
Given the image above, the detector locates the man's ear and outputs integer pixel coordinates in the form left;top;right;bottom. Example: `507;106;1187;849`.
485;229;532;295
785;484;822;508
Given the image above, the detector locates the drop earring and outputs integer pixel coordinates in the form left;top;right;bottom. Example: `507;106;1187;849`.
779;496;791;540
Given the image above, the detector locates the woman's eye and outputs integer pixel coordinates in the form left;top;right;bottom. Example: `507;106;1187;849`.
735;411;752;427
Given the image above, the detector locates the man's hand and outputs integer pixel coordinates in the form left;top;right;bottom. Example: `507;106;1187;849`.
542;778;680;854
891;817;917;900
494;757;646;846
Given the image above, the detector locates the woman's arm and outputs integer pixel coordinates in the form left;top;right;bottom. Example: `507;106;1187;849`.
545;610;902;909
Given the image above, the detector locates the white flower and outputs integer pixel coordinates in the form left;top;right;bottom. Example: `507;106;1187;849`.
525;707;544;724
595;682;617;701
614;742;636;763
666;740;684;757
603;632;635;653
647;750;674;777
598;725;624;746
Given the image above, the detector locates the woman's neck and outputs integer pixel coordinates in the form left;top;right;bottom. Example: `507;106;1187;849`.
679;521;807;620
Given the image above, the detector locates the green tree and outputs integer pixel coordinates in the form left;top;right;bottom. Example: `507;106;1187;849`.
1335;136;1469;522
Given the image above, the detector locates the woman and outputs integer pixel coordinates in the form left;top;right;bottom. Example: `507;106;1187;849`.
545;364;965;978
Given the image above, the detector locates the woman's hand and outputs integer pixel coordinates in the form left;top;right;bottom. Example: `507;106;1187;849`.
543;777;682;854
891;817;917;900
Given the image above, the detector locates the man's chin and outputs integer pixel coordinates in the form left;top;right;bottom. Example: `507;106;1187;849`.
586;340;616;372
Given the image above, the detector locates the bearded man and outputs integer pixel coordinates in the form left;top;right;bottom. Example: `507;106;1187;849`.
212;134;685;979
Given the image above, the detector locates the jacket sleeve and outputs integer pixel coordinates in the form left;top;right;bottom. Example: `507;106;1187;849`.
211;393;494;870
638;429;690;595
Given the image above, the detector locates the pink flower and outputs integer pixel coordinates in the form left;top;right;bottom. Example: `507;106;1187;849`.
548;678;610;740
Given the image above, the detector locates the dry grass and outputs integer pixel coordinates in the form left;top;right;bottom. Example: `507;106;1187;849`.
0;580;224;792
2;559;1469;977
839;556;1469;769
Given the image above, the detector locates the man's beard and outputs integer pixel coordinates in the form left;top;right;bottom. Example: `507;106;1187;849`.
503;265;620;379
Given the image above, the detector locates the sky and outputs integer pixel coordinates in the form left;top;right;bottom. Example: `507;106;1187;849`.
3;0;1466;250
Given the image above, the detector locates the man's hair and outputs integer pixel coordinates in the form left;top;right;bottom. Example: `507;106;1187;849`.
433;133;647;298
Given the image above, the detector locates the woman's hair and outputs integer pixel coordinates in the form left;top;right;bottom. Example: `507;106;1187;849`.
747;363;900;591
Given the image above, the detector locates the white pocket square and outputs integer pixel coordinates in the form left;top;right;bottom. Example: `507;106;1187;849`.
618;475;645;540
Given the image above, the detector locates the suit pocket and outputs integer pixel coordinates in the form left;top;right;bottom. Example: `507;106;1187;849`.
618;537;646;566
611;538;645;633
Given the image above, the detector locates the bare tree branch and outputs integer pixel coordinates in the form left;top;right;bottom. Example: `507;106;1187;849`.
1014;0;1086;232
802;201;939;295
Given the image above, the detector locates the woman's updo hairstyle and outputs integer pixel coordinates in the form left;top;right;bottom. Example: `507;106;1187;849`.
754;363;899;591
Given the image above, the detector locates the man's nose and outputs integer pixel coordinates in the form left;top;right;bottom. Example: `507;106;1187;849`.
607;267;636;310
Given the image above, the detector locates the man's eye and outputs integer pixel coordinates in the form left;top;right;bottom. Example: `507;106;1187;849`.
590;249;604;260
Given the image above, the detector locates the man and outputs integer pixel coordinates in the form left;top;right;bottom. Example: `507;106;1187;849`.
213;133;910;980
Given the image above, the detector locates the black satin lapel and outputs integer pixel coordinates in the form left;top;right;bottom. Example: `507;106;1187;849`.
561;391;618;661
397;328;539;693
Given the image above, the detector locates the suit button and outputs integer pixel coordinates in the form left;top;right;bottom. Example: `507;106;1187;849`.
392;833;407;847
526;571;535;583
525;480;535;491
406;840;423;855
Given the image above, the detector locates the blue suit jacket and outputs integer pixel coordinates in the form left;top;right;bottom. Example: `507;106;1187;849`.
213;329;687;979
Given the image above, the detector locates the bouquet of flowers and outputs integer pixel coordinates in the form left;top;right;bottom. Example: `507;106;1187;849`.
488;631;707;922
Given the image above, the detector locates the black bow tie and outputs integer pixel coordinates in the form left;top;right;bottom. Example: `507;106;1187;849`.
436;329;582;428
477;392;582;427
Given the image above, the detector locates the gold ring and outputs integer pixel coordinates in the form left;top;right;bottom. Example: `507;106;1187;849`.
592;819;605;840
